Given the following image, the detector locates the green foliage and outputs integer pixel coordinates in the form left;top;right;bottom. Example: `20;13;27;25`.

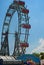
33;52;44;59
40;52;44;59
33;53;40;58
40;52;44;55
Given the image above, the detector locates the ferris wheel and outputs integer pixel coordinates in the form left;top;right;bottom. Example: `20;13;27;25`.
1;0;31;56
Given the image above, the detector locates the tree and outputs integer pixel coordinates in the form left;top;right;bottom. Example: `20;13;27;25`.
33;53;40;58
40;52;44;59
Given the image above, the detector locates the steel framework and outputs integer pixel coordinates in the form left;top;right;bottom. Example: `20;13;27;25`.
1;0;31;56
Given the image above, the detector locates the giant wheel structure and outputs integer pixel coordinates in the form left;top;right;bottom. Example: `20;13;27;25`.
1;0;31;56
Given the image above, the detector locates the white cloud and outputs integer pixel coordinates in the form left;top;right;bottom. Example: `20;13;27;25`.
31;38;44;53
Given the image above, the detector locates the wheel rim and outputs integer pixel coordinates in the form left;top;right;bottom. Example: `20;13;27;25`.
1;1;31;56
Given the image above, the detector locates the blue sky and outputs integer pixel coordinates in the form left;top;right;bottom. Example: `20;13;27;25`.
0;0;44;54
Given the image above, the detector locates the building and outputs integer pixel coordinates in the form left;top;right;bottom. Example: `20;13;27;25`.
0;56;23;65
16;54;40;65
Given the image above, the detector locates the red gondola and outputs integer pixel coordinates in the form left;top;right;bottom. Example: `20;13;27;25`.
6;13;11;17
21;24;31;29
22;9;29;14
13;1;18;3
9;5;15;9
18;1;25;6
20;42;29;47
14;1;25;6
